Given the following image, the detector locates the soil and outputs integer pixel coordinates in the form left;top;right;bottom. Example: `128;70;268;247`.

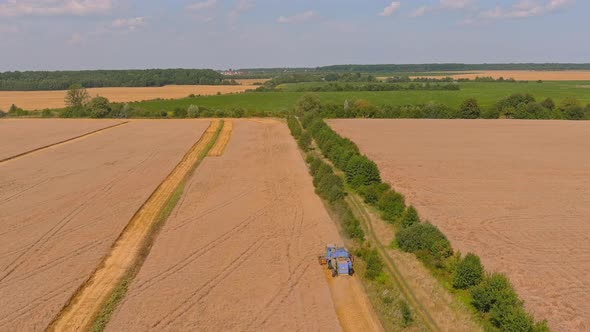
328;119;590;332
0;119;123;161
208;120;233;157
106;119;381;331
0;120;209;330
0;85;257;111
410;70;590;81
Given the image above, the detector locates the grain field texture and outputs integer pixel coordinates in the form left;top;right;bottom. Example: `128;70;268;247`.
328;119;590;332
0;120;209;331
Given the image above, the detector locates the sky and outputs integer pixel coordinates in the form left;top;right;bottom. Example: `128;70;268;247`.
0;0;587;71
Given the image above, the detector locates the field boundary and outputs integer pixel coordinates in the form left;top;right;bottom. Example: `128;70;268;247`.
0;121;129;164
48;120;223;332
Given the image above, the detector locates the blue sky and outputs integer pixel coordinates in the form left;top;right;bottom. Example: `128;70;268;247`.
0;0;586;71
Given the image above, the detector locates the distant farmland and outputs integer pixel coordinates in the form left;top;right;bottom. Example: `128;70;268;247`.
410;70;590;81
0;85;257;111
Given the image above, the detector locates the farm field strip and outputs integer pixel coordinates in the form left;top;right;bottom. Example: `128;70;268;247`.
0;120;210;331
0;121;129;163
0;119;124;161
105;119;368;331
328;119;590;331
0;85;257;111
50;120;221;331
207;120;233;156
409;70;590;81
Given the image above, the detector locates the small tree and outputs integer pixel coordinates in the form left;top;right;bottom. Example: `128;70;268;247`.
377;190;405;222
0;110;6;118
471;273;516;312
187;104;200;118
541;97;555;110
297;93;322;114
400;206;420;228
88;96;111;118
65;84;90;110
458;98;481;119
453;253;484;289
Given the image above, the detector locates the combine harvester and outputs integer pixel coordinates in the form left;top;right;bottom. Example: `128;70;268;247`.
319;244;354;277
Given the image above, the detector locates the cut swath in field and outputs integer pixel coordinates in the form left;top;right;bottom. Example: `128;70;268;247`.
49;120;223;332
208;120;233;156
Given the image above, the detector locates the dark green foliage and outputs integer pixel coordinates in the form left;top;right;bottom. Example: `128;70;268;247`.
362;248;383;280
0;69;229;91
377;190;405;222
286;115;302;138
560;98;585;120
0;110;5;118
541;97;555;110
297;93;322;114
345;155;381;188
358;182;391;205
471;273;517;313
173;107;187;118
396;223;452;260
400;300;413;326
453;253;484;289
490;301;535;332
8;104;28;117
458;98;481;119
400;206;420;228
298;131;312;152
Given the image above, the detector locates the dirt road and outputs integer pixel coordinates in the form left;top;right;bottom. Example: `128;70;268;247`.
106;119;381;331
0;120;209;330
328;119;590;331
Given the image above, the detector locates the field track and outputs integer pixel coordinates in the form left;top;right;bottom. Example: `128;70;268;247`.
106;119;381;331
208;120;233;156
0;121;128;163
49;120;221;331
0;120;210;330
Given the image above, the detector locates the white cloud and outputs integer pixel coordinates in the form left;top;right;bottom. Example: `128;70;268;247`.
409;0;473;18
379;1;401;17
112;17;148;31
480;0;574;20
187;0;217;11
277;10;317;24
227;0;255;25
0;0;113;17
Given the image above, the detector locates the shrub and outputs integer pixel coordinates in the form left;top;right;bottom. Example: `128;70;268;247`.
377;190;405;222
400;300;413;326
541;97;555;110
287;115;302;138
453;253;484;289
400;206;420;228
297;93;322;114
490;300;534;331
298;131;312;152
458;98;481;119
471;273;517;313
396;222;452;260
363;248;383;280
345;155;381;188
41;109;53;118
187;104;200;118
358;182;391;205
0;110;5;118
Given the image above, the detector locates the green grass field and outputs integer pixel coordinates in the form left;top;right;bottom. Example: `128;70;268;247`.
129;81;590;114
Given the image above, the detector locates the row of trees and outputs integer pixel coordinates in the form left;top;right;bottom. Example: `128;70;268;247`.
312;94;590;120
320;63;590;73
0;69;231;91
294;95;548;331
289;82;459;93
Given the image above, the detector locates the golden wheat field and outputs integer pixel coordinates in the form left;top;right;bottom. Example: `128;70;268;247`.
0;85;257;111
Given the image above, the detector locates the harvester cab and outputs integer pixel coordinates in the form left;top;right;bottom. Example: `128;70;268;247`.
318;244;354;277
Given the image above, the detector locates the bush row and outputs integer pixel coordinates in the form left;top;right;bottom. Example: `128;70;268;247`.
298;108;549;331
307;94;590;121
290;82;460;93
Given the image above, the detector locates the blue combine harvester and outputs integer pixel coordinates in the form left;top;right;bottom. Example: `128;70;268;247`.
318;244;354;277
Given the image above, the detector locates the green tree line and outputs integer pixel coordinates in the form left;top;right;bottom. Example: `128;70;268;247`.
0;69;232;91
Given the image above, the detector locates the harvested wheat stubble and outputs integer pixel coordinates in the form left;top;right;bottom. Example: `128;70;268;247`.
107;119;382;332
328;119;590;332
0;85;257;111
0;120;209;331
51;120;221;331
0;119;123;161
208;120;233;156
